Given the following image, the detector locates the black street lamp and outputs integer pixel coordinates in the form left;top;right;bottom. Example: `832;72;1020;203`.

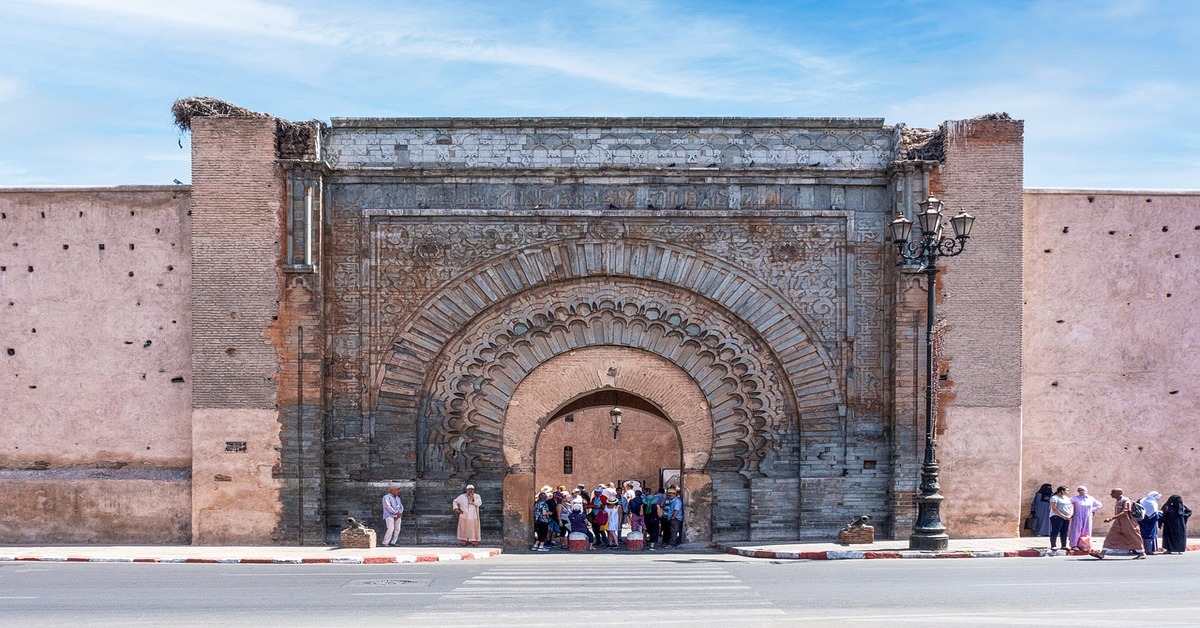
610;407;622;440
886;196;975;551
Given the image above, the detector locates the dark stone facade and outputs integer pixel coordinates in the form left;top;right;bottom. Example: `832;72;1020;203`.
276;118;928;546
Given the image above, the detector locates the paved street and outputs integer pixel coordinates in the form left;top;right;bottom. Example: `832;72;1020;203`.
2;551;1199;626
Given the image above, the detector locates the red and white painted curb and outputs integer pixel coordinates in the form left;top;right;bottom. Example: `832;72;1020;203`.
720;544;1200;560
0;548;501;565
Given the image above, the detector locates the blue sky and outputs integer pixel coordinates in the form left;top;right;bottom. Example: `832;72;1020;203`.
0;0;1196;188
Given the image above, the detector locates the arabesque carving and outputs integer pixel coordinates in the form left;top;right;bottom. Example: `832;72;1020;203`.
419;280;789;478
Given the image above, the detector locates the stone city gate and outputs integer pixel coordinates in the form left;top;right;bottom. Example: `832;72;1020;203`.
340;211;853;547
250;117;925;547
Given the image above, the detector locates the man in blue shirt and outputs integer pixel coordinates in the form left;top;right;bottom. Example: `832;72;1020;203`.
662;487;684;547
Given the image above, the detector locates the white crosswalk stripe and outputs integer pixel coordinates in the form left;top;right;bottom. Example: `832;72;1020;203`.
402;562;784;625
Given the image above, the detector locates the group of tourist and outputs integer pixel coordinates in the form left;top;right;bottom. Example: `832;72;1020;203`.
531;481;684;552
1029;484;1192;559
379;481;686;550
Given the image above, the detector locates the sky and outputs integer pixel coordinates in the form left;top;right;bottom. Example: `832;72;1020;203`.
0;0;1196;189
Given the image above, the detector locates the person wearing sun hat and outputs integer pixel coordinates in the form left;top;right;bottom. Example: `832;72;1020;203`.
662;486;684;547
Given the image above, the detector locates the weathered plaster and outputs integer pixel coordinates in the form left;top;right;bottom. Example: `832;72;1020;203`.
1022;190;1200;536
190;408;283;544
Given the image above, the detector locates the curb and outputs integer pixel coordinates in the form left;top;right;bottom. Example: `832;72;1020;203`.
0;549;502;565
719;544;1200;560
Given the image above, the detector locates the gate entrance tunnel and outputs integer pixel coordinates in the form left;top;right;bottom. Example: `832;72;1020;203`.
534;390;683;498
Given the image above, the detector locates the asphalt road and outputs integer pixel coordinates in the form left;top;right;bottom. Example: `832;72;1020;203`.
2;551;1198;626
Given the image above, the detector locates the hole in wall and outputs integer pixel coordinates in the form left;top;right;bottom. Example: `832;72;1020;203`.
40;212;45;218
1163;226;1169;232
129;243;135;250
167;265;173;271
1043;249;1052;253
1062;226;1069;234
1087;196;1094;203
1167;293;1172;298
863;460;877;469
1108;231;1116;235
62;244;68;250
1051;381;1059;387
99;243;105;250
1169;390;1179;395
128;271;134;277
170;376;185;383
225;347;237;356
6;348;13;356
27;266;33;273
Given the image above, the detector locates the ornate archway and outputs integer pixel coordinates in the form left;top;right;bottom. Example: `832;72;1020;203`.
504;347;703;546
373;233;846;543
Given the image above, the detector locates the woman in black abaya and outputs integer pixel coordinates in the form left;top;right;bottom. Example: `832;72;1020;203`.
1160;494;1192;554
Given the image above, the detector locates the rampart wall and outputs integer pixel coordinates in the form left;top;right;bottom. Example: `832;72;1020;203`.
0;187;192;543
1022;189;1200;536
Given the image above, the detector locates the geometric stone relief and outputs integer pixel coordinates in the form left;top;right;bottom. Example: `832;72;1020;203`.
366;211;849;381
325;122;894;171
418;279;790;479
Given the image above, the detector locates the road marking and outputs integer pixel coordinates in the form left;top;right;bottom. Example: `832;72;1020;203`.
349;592;447;596
220;571;434;577
0;596;37;600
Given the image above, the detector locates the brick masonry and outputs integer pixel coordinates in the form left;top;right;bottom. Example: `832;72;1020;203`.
10;111;1112;548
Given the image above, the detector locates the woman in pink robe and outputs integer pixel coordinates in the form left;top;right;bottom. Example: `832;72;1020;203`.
1068;486;1103;550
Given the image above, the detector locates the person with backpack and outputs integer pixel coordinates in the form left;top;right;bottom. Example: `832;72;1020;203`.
642;488;662;551
590;485;608;547
1092;487;1146;559
531;491;554;552
628;490;645;537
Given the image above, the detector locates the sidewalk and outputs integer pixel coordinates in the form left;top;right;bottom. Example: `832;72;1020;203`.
719;536;1200;560
0;544;501;565
4;538;1196;564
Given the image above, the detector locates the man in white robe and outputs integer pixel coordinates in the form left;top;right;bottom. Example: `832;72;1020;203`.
453;485;482;546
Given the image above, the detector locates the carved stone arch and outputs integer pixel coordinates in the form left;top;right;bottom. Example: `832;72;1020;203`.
374;236;840;413
421;279;784;479
500;345;714;547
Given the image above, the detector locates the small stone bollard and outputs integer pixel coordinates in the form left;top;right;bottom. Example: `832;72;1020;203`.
339;517;377;549
837;515;874;545
625;530;644;551
568;532;589;552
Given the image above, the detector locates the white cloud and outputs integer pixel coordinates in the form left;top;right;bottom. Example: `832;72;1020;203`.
30;0;322;42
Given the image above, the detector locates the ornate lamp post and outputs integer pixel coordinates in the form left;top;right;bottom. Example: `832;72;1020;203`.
610;407;622;440
886;196;975;551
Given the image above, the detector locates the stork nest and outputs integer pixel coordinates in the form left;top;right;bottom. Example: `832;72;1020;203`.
172;96;326;160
